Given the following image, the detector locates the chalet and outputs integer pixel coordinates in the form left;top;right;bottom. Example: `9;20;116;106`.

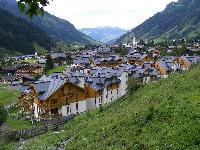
1;66;15;76
73;55;93;67
142;67;158;83
93;57;124;67
16;64;43;77
184;56;200;64
126;52;153;65
85;74;126;109
19;75;87;120
175;57;191;70
50;52;67;66
98;46;111;54
85;67;128;108
1;63;43;77
0;76;22;85
37;58;46;65
152;60;179;78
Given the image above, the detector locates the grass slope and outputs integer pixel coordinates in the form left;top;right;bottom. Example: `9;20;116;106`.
0;86;20;106
11;65;200;149
47;65;68;76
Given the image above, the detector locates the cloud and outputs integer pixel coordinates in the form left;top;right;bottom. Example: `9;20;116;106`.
45;0;178;29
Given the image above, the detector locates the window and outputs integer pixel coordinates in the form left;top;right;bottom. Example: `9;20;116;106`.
117;89;119;95
100;96;103;104
51;99;57;104
111;91;112;94
66;97;70;105
76;103;78;111
95;99;96;105
67;106;70;114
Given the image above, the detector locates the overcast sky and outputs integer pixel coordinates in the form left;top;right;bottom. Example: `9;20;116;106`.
45;0;178;30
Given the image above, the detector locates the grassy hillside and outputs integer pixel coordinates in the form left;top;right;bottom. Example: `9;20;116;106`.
0;86;20;106
47;65;68;75
5;65;200;149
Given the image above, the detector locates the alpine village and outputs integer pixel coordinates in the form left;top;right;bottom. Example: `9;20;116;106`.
1;0;200;149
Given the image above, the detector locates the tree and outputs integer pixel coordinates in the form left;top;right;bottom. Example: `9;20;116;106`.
18;0;52;17
138;39;145;46
44;54;54;73
146;40;155;47
0;104;8;126
127;78;141;93
180;42;188;55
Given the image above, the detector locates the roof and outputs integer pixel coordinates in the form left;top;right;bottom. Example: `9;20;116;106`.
0;76;20;81
36;76;66;100
85;75;121;91
50;53;66;59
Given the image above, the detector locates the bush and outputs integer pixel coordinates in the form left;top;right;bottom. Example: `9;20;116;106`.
0;104;8;126
127;78;142;93
0;125;19;142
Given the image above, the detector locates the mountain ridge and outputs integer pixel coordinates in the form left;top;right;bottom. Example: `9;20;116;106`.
79;26;127;44
115;0;200;44
0;6;55;56
0;0;96;47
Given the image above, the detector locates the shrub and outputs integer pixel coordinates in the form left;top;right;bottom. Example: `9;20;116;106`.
127;78;141;93
0;125;19;142
0;104;8;126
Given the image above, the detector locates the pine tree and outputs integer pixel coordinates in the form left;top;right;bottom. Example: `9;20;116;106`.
44;54;54;73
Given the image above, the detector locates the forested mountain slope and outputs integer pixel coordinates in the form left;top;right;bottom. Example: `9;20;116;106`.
116;0;200;43
0;0;96;56
0;8;54;56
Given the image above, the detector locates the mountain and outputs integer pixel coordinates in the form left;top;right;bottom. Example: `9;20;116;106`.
0;7;54;57
79;27;127;44
0;0;96;50
116;0;200;44
8;64;200;149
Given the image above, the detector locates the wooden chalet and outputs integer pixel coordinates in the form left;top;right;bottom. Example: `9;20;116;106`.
175;57;191;70
96;58;123;67
16;64;43;77
19;76;86;120
50;52;67;66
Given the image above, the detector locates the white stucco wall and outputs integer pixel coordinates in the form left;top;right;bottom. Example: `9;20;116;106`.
103;88;119;104
33;103;39;119
118;72;128;97
61;105;71;116
86;98;96;110
78;100;87;113
61;100;87;116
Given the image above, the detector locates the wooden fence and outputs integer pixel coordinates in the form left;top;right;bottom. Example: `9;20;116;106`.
16;114;75;139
